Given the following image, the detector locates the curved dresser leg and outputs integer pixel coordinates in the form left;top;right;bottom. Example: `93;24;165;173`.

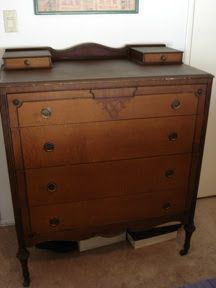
180;222;196;256
16;248;30;287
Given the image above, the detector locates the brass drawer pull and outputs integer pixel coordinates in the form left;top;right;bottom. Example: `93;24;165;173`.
49;217;59;227
24;59;31;66
41;108;52;118
161;55;167;61
46;182;57;192
162;202;171;210
171;99;181;110
43;142;54;152
165;169;174;178
169;132;178;141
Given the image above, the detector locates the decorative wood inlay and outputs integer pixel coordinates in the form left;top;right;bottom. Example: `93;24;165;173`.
96;97;132;118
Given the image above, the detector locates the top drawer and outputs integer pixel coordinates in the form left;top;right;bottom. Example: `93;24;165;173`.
129;47;183;65
7;85;206;128
3;50;52;70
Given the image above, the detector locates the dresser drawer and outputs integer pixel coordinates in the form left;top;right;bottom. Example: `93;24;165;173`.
129;47;183;65
4;57;51;70
3;50;52;70
8;88;201;127
25;154;191;207
30;189;187;234
20;116;196;169
144;53;182;64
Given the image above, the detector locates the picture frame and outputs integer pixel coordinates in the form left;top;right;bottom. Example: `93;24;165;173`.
34;0;139;15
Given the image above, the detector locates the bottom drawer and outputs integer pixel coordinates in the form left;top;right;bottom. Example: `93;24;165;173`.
30;190;187;234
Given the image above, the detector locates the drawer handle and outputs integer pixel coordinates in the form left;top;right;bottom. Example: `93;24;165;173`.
171;99;181;110
197;89;203;95
49;217;59;227
13;99;20;106
169;132;178;141
161;55;167;61
46;182;57;192
24;60;31;66
165;169;174;178
44;142;54;152
41;108;52;118
162;202;171;210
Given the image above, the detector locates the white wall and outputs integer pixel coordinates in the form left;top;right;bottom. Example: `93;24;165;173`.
0;118;14;225
0;0;188;49
0;0;199;225
189;0;216;197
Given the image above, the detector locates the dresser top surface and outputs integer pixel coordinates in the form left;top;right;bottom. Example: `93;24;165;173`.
0;58;213;86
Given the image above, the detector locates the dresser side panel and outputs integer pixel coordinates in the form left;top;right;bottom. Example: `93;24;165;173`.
0;92;26;247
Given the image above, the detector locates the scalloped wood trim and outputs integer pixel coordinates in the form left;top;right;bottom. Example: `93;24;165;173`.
49;42;128;60
5;43;166;61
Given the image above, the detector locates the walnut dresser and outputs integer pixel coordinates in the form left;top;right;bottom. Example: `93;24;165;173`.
0;44;213;286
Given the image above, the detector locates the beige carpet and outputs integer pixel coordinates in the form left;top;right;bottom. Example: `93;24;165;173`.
0;197;216;288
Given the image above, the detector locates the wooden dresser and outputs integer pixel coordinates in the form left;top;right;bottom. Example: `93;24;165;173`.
0;43;213;286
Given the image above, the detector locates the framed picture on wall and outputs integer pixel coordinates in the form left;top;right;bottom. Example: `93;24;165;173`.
34;0;139;15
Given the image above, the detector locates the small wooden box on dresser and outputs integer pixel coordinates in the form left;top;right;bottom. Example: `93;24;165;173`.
0;43;213;286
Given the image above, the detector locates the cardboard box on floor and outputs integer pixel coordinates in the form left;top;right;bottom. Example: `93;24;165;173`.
78;222;182;252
